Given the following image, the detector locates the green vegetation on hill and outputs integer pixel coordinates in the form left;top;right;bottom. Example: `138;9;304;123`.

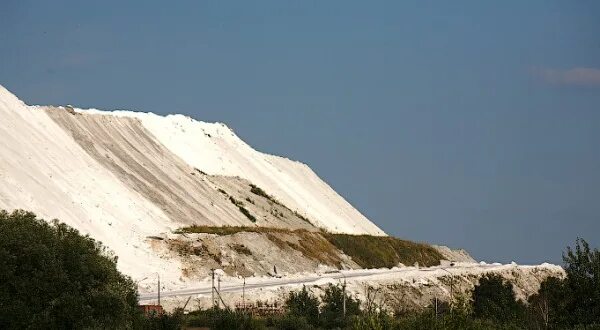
248;183;314;225
249;183;272;199
175;225;443;268
130;238;600;329
175;225;295;235
228;196;257;222
323;233;443;268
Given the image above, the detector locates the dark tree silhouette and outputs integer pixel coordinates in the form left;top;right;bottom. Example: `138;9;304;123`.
0;210;141;329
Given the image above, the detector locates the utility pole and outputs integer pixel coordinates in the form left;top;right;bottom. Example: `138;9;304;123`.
217;276;221;309
441;266;454;312
339;272;347;318
157;273;161;306
242;277;246;310
343;277;346;317
211;269;216;309
334;270;348;318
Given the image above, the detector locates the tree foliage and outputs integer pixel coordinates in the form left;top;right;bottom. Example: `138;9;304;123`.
320;283;361;329
472;273;525;322
562;237;600;326
285;285;319;327
0;210;141;329
527;276;569;328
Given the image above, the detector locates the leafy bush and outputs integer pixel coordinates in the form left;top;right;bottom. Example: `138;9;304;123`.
0;210;141;329
472;274;525;323
238;205;257;223
392;308;524;330
186;308;265;329
141;311;183;330
229;196;243;207
249;184;275;202
527;276;569;328
526;238;600;329
285;285;320;327
320;283;361;329
562;238;600;326
227;196;258;223
273;313;315;330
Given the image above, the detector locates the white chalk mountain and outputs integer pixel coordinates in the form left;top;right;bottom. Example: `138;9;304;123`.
0;85;385;282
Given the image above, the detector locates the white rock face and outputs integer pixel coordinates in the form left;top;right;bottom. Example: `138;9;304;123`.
0;85;383;285
76;108;385;236
0;85;179;282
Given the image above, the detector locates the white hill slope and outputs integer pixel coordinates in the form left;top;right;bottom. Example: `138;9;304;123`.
0;85;382;283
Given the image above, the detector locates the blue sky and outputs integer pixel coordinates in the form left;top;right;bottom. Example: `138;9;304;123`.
1;1;599;263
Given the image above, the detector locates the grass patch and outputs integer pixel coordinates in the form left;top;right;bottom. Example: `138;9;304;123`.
266;232;342;266
231;243;252;256
238;206;257;223
292;210;312;224
249;184;270;199
168;239;209;257
249;183;283;206
249;184;313;225
177;226;252;235
175;225;298;235
294;232;343;266
228;196;257;223
266;233;290;251
229;196;243;207
323;234;443;268
175;226;443;268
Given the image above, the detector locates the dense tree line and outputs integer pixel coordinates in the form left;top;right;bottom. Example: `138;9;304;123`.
151;239;600;329
1;209;598;329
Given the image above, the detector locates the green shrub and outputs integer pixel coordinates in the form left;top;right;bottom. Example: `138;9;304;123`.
238;206;257;223
320;283;361;329
249;184;272;200
0;210;141;329
527;276;568;328
562;238;600;326
526;239;600;329
472;274;525;323
285;285;320;327
227;196;257;223
186;308;265;330
273;314;314;330
141;311;183;330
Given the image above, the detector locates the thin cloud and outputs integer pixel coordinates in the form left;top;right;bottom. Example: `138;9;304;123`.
533;67;600;87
